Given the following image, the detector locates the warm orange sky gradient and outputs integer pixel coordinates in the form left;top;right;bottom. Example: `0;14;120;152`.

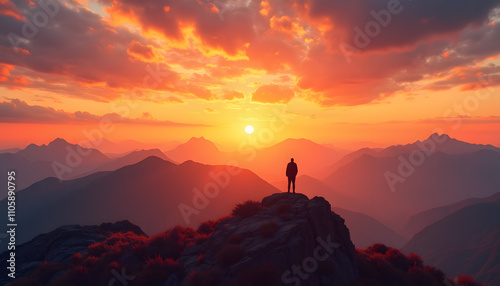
1;0;499;149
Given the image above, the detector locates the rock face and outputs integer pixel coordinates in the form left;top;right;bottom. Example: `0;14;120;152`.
176;193;359;286
0;220;145;285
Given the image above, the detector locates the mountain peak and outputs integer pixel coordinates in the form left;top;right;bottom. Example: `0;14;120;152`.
48;138;71;147
180;136;219;151
178;193;359;285
426;133;451;141
187;136;210;143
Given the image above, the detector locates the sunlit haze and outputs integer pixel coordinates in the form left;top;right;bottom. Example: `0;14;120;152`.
0;0;499;149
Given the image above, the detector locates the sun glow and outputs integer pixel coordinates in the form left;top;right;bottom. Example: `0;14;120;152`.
245;125;254;134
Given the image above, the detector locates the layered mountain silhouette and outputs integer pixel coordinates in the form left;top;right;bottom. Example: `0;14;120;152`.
82;148;175;174
164;137;346;182
165;136;223;164
16;138;108;164
0;138;110;192
403;194;500;285
323;148;500;232
84;138;181;155
0;147;21;153
0;156;278;246
332;207;407;249
320;133;500;177
2;133;499;285
5;194;474;286
404;192;500;237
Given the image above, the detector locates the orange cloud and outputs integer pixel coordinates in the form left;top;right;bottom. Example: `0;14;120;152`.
0;0;24;21
127;40;156;62
0;98;203;126
221;90;245;100
252;84;295;104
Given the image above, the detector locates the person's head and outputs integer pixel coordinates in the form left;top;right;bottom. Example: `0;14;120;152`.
291;158;294;162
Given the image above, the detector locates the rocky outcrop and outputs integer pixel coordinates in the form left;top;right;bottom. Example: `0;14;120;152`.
175;193;358;286
0;220;144;285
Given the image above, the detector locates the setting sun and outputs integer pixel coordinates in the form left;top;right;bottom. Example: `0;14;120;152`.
245;125;254;134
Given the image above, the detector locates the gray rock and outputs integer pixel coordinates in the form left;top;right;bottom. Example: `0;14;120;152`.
178;193;358;286
0;220;145;285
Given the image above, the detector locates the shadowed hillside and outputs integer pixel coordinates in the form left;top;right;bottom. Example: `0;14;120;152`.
0;156;278;246
4;194;482;286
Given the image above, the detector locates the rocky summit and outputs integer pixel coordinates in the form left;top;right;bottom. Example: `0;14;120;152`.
173;193;359;286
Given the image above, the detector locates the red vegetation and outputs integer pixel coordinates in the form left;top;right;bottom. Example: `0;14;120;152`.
12;201;485;286
196;216;229;235
12;218;225;286
349;244;484;286
455;274;486;286
231;200;263;219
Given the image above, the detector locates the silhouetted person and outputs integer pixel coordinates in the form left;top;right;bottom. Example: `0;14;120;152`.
286;158;298;193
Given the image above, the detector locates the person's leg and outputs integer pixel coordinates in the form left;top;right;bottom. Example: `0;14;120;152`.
292;176;296;193
287;177;291;193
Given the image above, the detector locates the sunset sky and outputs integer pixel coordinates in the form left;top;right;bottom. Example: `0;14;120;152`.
1;0;500;150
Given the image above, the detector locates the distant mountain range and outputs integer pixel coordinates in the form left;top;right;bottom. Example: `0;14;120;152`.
0;139;178;194
164;137;348;182
319;133;500;178
402;194;500;285
82;148;174;174
0;138;110;192
0;156;278;246
0;147;21;153
404;192;500;237
82;138;181;155
323;140;500;232
165;136;222;164
332;207;408;249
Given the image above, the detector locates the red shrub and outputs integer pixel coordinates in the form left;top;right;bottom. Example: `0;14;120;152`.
147;226;198;259
355;244;448;286
70;252;83;265
456;274;486;286
231;201;263;219
407;253;423;268
366;243;388;255
197;217;228;235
